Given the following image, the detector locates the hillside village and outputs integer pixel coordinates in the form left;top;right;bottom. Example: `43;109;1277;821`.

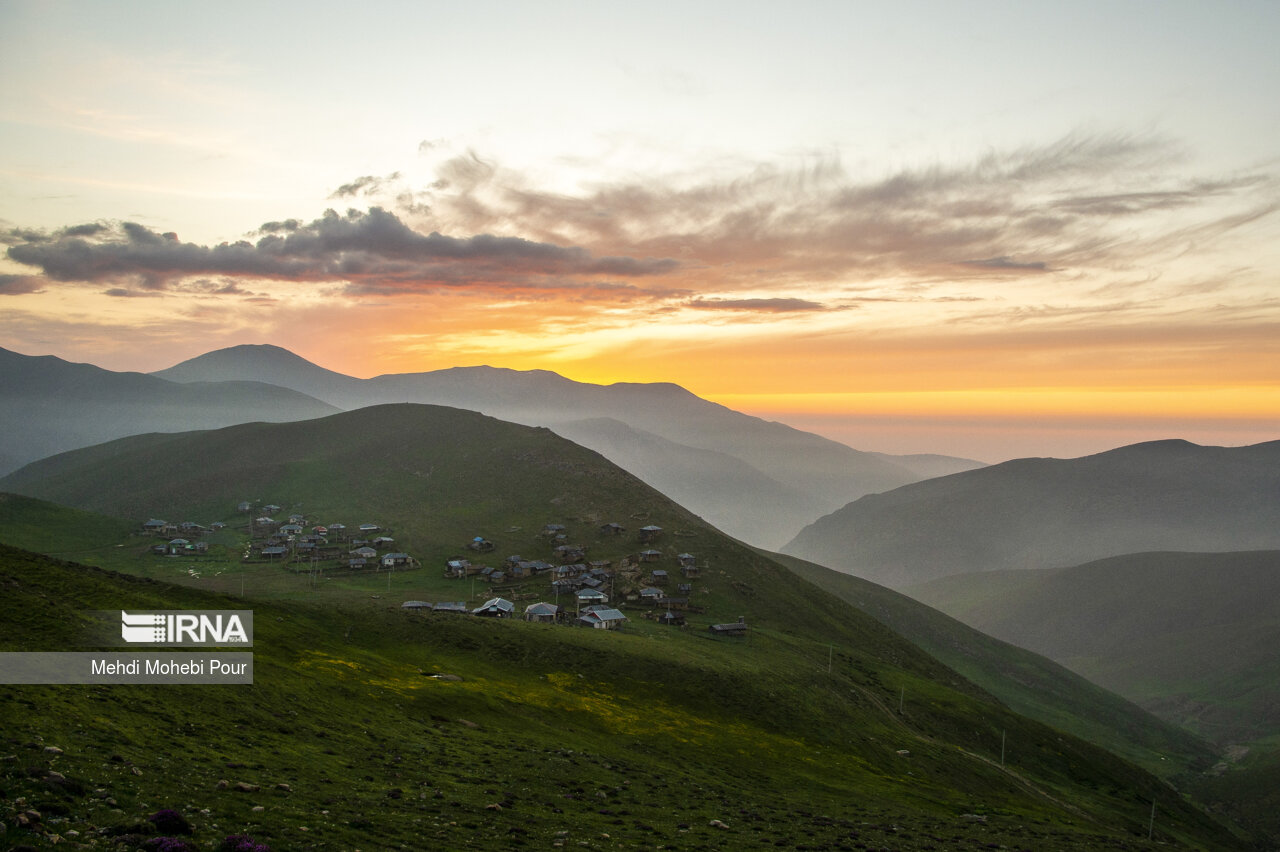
139;502;749;637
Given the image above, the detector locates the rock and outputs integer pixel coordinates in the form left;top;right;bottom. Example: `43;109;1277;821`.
251;806;265;813
709;819;729;829
485;803;503;811
130;766;143;776
44;746;64;755
234;782;261;793
275;782;292;791
215;780;229;790
457;719;480;729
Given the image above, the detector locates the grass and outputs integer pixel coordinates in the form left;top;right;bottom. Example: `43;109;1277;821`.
1;543;1247;851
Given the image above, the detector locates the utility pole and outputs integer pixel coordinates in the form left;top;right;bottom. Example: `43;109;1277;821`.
1148;799;1155;841
827;645;833;674
1001;730;1006;767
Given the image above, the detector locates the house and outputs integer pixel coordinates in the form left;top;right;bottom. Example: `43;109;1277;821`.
401;600;431;610
179;521;207;533
467;536;495;553
372;536;396;548
577;608;627;630
709;617;749;637
167;538;190;555
639;549;662;563
142;519;168;534
446;559;472;578
576;588;608;607
433;601;469;614
472;597;515;618
650;569;669;585
211;521;227;531
638;525;663;543
657;596;689;611
658;611;686;626
348;557;368;569
541;523;567;538
524;602;560;623
327;523;347;539
262;504;282;514
288;514;307;525
639;587;663;601
678;583;693;594
554;544;586;563
279;523;304;536
677;553;697;568
350;546;377;559
237;501;252;513
261;545;288;559
681;563;701;579
599;522;625;536
381;552;412;569
488;570;506;583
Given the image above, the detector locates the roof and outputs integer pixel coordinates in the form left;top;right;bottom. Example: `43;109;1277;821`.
401;600;431;609
579;608;627;623
433;601;468;612
576;588;607;599
473;597;515;614
525;602;560;616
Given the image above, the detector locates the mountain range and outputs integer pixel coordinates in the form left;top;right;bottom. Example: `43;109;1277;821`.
783;439;1280;588
0;343;983;548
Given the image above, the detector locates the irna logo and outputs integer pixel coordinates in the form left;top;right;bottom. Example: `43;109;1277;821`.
119;610;253;646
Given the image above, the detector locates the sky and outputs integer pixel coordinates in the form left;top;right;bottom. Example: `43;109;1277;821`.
2;0;1278;462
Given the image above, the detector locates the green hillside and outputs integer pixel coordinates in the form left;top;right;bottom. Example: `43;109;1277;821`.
0;544;1245;851
769;550;1219;780
908;551;1280;748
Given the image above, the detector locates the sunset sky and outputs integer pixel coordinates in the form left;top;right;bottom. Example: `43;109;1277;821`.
2;1;1278;461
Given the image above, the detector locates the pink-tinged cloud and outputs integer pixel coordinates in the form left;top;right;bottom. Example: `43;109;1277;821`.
4;207;681;294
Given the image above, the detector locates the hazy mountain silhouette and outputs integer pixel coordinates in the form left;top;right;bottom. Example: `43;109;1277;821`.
0;346;340;477
909;550;1280;747
783;439;1280;588
152;344;983;547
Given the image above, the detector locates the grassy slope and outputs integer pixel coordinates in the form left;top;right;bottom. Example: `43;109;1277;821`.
907;552;1280;747
0;406;1248;848
0;544;1243;851
769;550;1218;780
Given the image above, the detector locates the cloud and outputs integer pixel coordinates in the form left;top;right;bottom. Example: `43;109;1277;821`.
686;297;830;312
330;172;403;199
0;274;46;295
398;132;1276;290
5;207;681;296
959;256;1051;273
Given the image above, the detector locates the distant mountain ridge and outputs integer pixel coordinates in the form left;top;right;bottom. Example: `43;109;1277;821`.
782;439;1280;588
148;344;985;547
0;346;340;477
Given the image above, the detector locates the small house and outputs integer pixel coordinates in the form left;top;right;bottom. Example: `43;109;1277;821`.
446;559;472;578
381;552;412;569
577;608;627;630
639;587;663;601
638;525;663;543
576;588;608;607
651;569;669;585
554;544;586;563
472;597;515;618
350;546;377;559
467;536;495;553
401;600;431;610
433;601;469;614
261;545;288;559
524;602;560;623
142;519;168;534
709;617;749;637
658;611;686;626
599;522;625;536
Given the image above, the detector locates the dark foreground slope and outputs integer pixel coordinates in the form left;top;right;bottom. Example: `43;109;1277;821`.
0;544;1244;851
783;440;1280;588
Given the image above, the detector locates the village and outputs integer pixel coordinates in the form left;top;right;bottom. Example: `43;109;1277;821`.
139;502;750;638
